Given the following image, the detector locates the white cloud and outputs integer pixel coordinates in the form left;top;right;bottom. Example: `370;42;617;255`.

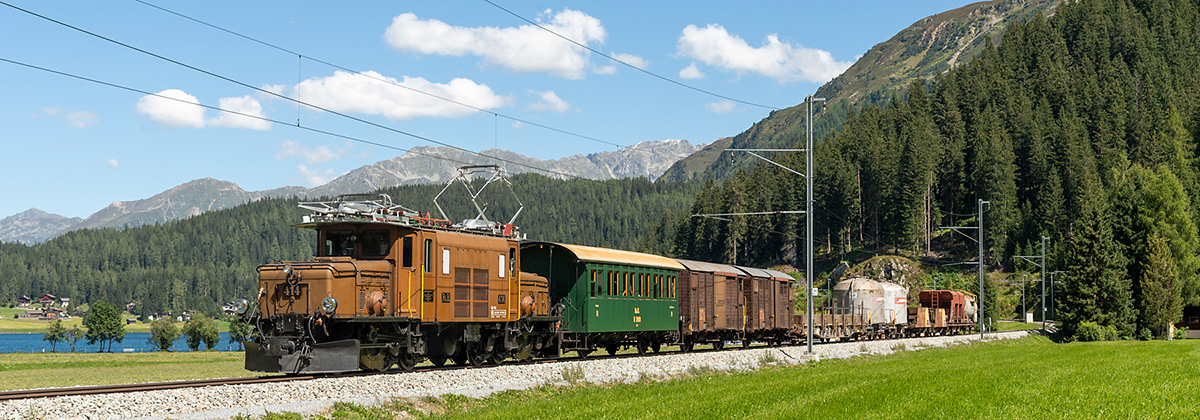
297;164;335;187
593;65;617;75
527;90;571;113
208;96;270;130
136;89;269;130
42;107;99;128
512;121;526;129
384;9;607;79
705;100;736;114
136;89;205;128
676;24;852;83
106;158;119;168
611;53;647;69
292;70;507;120
679;62;705;80
275;140;342;164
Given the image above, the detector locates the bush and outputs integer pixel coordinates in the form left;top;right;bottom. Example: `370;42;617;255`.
148;319;180;351
1076;322;1119;342
1174;326;1189;340
1138;327;1154;341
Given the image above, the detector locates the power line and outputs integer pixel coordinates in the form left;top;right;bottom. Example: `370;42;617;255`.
483;0;782;111
0;1;582;180
0;56;485;169
133;0;624;150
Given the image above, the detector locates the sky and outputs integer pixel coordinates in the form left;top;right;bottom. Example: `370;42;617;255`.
0;0;977;219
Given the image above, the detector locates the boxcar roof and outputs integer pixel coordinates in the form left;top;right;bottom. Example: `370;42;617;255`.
736;266;773;279
674;259;743;277
763;268;796;281
526;242;685;271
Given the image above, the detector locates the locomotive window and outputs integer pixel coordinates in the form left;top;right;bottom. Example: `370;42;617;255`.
499;254;506;278
401;236;413;267
509;248;516;278
442;248;451;274
362;230;391;257
324;230;355;257
424;239;433;272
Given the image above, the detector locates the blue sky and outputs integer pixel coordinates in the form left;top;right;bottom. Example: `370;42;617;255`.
0;1;974;218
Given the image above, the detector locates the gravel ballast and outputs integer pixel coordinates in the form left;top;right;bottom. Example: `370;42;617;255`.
1;331;1033;420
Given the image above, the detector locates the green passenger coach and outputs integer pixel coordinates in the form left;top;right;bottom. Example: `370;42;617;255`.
521;241;684;355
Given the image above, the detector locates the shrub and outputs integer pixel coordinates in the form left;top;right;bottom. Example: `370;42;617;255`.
1076;322;1119;342
1174;326;1189;340
1138;327;1153;341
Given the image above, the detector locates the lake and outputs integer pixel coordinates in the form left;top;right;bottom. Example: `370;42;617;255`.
0;332;241;353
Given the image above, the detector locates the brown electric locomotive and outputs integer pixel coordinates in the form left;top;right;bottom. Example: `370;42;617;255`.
243;190;558;373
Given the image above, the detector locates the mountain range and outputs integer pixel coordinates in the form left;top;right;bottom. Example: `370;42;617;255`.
659;0;1061;182
0;139;700;244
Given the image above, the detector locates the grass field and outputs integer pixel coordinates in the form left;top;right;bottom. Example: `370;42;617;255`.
0;351;257;391
278;336;1200;419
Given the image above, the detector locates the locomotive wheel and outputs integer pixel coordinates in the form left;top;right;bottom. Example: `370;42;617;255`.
712;341;724;351
465;342;488;367
429;355;448;367
516;343;534;362
487;347;507;366
605;344;620;356
359;348;392;372
451;350;468;366
650;342;661;353
396;352;418;371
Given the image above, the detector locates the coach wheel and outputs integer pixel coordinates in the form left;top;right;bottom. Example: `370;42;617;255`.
576;349;593;358
636;338;648;355
681;338;694;352
742;338;752;349
650;342;661;353
606;344;620;356
712;341;724;351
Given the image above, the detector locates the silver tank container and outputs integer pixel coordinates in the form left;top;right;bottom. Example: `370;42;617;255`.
831;277;909;326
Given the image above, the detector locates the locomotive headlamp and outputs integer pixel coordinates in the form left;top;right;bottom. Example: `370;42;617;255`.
282;265;294;276
233;298;250;315
321;297;338;314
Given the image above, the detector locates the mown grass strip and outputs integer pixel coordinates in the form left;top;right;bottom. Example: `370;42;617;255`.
400;337;1199;419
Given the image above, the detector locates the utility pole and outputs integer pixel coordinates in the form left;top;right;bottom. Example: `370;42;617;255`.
1016;236;1048;329
804;95;824;354
1049;270;1067;321
692;95;823;354
941;198;989;339
1022;274;1027;320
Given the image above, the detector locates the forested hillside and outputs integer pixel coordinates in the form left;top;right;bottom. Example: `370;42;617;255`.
675;0;1200;338
0;175;698;316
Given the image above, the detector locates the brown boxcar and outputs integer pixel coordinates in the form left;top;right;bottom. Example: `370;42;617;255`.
909;290;974;335
737;266;794;346
676;259;745;349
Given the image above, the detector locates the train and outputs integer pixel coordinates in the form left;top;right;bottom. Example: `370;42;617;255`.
238;173;976;374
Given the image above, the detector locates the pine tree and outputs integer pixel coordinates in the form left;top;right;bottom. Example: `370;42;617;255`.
1140;234;1182;338
1058;189;1135;338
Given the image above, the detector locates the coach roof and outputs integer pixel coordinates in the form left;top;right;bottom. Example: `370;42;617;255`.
526;242;685;271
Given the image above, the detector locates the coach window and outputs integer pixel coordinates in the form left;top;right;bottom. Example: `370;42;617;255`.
401;235;413;267
590;271;597;297
609;272;616;297
424;239;433;272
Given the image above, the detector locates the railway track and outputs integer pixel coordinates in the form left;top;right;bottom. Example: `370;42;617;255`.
0;341;759;402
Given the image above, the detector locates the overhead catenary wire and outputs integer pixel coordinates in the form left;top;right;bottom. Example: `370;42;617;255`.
0;56;480;169
0;1;582;180
483;0;782;111
133;0;624;149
